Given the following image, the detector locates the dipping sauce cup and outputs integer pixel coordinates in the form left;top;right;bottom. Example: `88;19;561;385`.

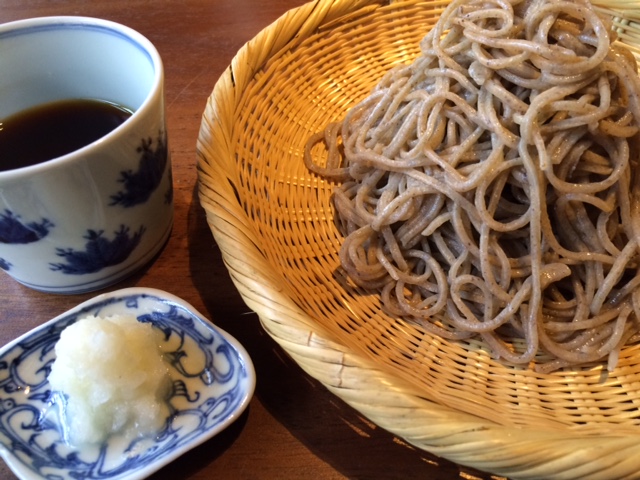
0;16;173;294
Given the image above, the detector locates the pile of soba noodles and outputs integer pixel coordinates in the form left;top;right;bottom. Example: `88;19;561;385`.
305;0;640;372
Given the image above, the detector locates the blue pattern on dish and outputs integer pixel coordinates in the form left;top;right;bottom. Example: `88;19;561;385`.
110;134;168;208
0;210;54;244
50;225;145;274
0;258;10;271
0;288;255;480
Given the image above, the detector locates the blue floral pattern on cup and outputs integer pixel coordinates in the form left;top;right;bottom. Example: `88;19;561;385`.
0;289;255;480
110;133;168;208
50;225;146;274
0;210;54;244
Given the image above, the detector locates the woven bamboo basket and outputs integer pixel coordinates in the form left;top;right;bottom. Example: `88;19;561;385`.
197;0;640;478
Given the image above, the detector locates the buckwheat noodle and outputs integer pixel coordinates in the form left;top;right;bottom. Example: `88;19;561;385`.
305;0;640;372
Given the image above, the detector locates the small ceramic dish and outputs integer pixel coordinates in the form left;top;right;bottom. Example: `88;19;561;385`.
0;287;256;480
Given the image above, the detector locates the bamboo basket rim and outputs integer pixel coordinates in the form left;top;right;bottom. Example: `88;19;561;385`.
196;0;640;477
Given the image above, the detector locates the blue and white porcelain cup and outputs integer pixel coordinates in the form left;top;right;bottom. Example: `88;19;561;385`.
0;17;173;294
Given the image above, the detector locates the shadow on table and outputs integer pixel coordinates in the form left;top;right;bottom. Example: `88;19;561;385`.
170;185;499;480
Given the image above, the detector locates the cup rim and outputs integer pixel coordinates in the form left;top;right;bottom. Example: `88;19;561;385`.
0;16;164;180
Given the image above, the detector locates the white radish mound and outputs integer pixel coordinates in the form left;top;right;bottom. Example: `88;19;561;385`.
48;314;171;446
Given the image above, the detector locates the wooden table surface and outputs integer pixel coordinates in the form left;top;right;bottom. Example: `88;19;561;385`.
0;1;498;478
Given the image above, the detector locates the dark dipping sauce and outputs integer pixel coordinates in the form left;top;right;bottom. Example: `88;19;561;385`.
0;99;133;171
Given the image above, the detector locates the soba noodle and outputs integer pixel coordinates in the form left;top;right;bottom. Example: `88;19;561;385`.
304;0;640;372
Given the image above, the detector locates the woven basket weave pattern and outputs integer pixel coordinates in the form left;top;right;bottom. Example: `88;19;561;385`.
197;0;640;477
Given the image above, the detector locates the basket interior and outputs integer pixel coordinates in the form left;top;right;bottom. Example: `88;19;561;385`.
201;0;640;435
